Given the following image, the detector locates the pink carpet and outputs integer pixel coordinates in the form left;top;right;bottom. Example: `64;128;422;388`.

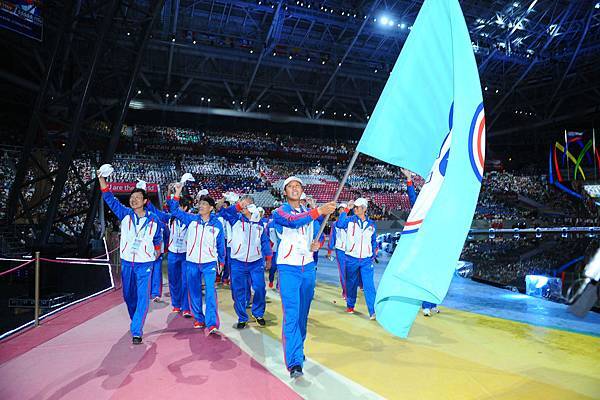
0;293;300;400
0;289;122;364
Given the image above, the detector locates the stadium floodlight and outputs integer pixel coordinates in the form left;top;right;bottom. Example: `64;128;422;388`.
137;90;142;94
166;93;169;98
207;98;211;102
379;16;388;25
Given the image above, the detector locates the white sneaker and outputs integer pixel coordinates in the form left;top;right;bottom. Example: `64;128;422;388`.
432;307;440;314
423;308;431;317
369;314;376;321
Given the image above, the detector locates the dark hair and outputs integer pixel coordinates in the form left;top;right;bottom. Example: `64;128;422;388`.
223;200;231;207
130;188;148;199
179;195;192;210
198;195;216;208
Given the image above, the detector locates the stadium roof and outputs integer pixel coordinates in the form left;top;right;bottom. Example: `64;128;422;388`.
1;0;599;138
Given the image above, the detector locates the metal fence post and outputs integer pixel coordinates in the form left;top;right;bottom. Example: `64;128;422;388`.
34;251;40;327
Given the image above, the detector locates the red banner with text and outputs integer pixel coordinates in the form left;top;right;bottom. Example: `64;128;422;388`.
108;182;159;193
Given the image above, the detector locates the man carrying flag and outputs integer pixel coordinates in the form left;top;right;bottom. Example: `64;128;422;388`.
272;176;336;378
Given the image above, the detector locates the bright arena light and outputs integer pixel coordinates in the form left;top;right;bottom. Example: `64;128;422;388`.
380;16;389;25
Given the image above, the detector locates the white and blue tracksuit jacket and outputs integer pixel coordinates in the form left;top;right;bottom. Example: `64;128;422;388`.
220;204;272;263
337;211;377;260
101;189;161;263
272;204;322;266
168;199;226;265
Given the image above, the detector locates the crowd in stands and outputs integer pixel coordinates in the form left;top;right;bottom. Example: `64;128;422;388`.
0;148;19;220
2;124;599;245
462;236;594;288
475;170;596;223
126;125;355;156
108;155;178;191
181;155;268;200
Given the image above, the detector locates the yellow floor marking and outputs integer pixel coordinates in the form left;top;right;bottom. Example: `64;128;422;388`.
215;281;600;400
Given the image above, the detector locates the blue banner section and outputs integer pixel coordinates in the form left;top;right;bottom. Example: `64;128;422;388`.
0;1;43;41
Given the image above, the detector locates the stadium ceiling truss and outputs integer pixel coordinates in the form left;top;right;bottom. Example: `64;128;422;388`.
1;0;599;252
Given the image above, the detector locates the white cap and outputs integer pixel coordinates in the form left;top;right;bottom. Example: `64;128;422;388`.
196;189;209;197
135;179;147;191
354;197;369;208
300;192;307;200
339;203;348;209
180;173;195;184
223;191;240;203
98;164;114;178
283;176;304;190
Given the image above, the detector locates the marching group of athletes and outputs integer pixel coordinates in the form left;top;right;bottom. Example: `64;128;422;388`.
96;165;435;378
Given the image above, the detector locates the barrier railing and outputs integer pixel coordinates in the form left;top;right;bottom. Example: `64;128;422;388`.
0;240;116;340
470;226;599;234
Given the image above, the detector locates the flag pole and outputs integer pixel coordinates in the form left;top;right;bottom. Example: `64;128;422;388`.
314;150;360;239
565;129;570;181
594;127;597;181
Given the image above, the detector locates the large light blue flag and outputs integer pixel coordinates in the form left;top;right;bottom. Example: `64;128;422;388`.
357;0;485;337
